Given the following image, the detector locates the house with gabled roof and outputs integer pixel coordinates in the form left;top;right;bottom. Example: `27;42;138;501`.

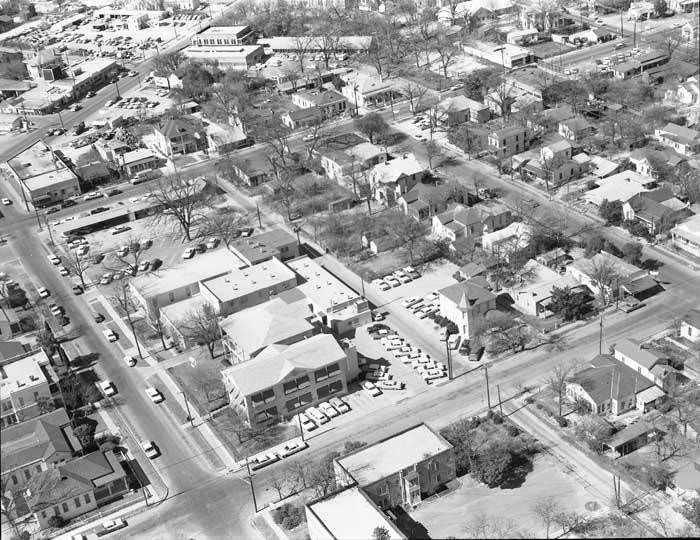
432;201;512;243
671;213;700;258
558;116;595;143
680;309;700;343
438;279;497;338
622;188;690;234
628;147;685;177
655;122;700;156
398;182;474;221
152;117;203;158
369;154;427;206
612;338;670;389
221;334;359;429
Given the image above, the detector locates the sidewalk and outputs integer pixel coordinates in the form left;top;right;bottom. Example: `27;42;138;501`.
89;287;238;471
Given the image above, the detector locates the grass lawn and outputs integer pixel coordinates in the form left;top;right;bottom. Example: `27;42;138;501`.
168;358;229;416
411;453;604;539
208;407;299;461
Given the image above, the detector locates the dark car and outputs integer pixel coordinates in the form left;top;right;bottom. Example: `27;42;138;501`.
92;253;105;264
45;207;60;215
106;188;122;197
92;311;105;323
61;199;78;208
90;206;110;215
195;243;207;253
150;258;163;270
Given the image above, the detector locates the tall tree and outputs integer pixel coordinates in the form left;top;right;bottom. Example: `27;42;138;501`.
179;303;220;358
401;82;429;115
201;209;249;252
152;51;185;77
63;250;93;289
353;113;389;144
150;174;213;241
546;360;576;417
432;31;460;79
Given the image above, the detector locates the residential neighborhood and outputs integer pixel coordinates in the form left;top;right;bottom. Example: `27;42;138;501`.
0;0;699;539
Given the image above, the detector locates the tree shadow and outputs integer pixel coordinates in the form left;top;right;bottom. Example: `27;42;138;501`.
499;456;535;490
392;506;431;540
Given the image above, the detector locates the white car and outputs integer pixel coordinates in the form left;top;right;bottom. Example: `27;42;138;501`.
100;272;113;285
146;387;164;403
49;304;63;316
402;297;421;308
83;191;102;201
37;286;50;298
372;278;390;291
393;346;412;357
1;198;11;205
205;237;219;249
298;412;317;431
280;440;308;457
306;406;329;424
141;440;159;459
57;266;69;276
116;246;129;257
362;380;382;397
99;518;127;533
103;328;117;342
318;401;339;418
48;254;61;265
99;380;116;397
249;453;281;470
385;276;401;288
377;379;405;390
124;355;137;367
182;247;195;259
329;396;350;414
76;245;89;256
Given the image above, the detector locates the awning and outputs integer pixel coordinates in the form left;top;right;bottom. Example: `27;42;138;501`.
636;385;665;404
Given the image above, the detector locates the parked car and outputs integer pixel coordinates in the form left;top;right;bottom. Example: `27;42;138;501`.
103;328;117;342
93;311;105;323
372;311;385;321
49;303;64;316
318;401;339;418
182;247;195;259
377;379;405;390
99;272;113;285
150;258;163;270
195;243;207;254
280;440;308;458
116;246;129;257
83;191;102;201
402;297;421;308
72;284;84;295
205;237;219;249
48;254;61;265
106;188;122;197
61;199;77;208
140;440;159;459
306;406;329;424
111;224;130;235
329;396;350;414
298;412;317;431
58;266;69;276
37;286;50;298
92;253;105;264
99;380;117;397
137;260;150;272
249;453;280;471
124;355;137;367
45;206;60;215
362;380;382;397
2;198;12;205
97;518;126;535
146;387;164;403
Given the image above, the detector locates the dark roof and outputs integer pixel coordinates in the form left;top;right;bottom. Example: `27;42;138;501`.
458;262;486;277
158;117;198;139
683;309;700;329
0;340;27;361
77;162;111;182
287;106;323;122
622;275;660;295
571;354;653;405
626;191;677;222
607;416;662;449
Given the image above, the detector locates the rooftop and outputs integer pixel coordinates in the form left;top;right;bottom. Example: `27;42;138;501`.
658;122;700;145
571;251;643;281
571;354;653;405
614;338;664;370
287;255;361;311
230;228;297;265
682;308;700;329
221;333;346;396
121;148;156;165
200;257;296;304
439;278;496;309
0;349;50;398
370;154;424;184
131;249;246;300
197;25;251;37
306;486;406;540
7;140;71;181
219;293;315;356
336;424;452;487
296;89;347;107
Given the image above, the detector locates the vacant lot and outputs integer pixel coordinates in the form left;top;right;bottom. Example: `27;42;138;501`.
168;356;229;416
411;453;603;538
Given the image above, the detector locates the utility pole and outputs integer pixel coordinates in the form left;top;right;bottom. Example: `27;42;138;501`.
484;366;491;410
297;413;305;443
57;109;65;130
45;216;54;245
445;338;453;380
33;206;43;230
497;384;503;416
256;204;262;228
246;460;258;512
181;390;194;428
599;315;604;355
620;11;624;38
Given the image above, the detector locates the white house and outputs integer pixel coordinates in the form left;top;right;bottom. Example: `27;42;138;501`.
680;309;700;343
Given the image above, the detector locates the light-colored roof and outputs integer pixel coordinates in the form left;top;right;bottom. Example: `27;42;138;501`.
583;171;655;205
510;259;578;298
588;155;620;177
219;295;315;356
439;279;496;309
131;249;246;300
306;487;406;540
336;424;452;487
614;338;663;370
221;333;346;396
571;251;643;281
121;148;156;165
346;142;385;162
200;257;296;304
0;350;49;399
230;228;297;265
286;256;361;311
482;222;532;250
370;154;424;184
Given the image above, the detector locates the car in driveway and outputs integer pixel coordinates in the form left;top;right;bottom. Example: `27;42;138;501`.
318;401;339;418
37;286;50;298
124;355;137;367
58;266;69;276
146;387;164;403
76;245;89;256
298;412;317;431
141;440;159;459
182;247;195;259
362;380;382;397
48;254;61;265
116;245;129;257
99;272;113;285
329;396;350;414
98;380;117;397
103;328;117;342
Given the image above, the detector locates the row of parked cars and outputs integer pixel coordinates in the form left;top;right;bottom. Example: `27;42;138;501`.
371;266;421;291
298;396;351;433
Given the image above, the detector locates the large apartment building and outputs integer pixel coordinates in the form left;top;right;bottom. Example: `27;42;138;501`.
221;334;359;429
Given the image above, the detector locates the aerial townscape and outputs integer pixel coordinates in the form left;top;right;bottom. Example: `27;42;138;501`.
1;0;700;539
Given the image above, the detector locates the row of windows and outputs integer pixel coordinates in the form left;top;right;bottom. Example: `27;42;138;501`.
314;362;340;383
286;392;313;412
9;464;43;485
283;375;310;395
250;388;275;407
40;493;91;519
254;406;278;423
317;380;343;399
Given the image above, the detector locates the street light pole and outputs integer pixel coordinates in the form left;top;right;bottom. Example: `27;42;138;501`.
33;206;43;230
181;390;195;428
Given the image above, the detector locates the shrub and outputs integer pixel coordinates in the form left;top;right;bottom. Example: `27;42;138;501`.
524;396;535;404
556;416;568;427
644;463;674;490
272;503;306;529
281;514;303;530
11;532;31;540
47;515;65;528
506;424;520;437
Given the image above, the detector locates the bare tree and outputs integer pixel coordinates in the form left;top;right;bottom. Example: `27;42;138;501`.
294;35;314;74
547;360;577;417
208;73;251;128
433;32;460;79
589;259;620;305
110;235;148;274
531;496;561;539
150;174;213;242
393;214;426;264
315;25;341;69
110;279;143;360
179;302;220;358
464;513;522;539
425;139;442;170
291;461;310;489
1;478;25;537
270;475;286;501
401;82;429;115
63;250;93;289
200;209;249;251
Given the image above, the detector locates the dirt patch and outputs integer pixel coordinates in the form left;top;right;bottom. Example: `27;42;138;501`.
168;359;229;416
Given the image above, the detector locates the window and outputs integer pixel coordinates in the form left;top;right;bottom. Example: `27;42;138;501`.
250;388;275;407
11;474;17;485
254;406;278;423
285;392;313;412
84;494;91;504
62;502;69;513
53;505;60;516
24;470;31;481
36;465;42;473
315;363;340;382
41;511;47;519
74;497;81;508
378;484;388;495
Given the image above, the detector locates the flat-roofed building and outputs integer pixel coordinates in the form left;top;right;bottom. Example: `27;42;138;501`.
183;44;265;69
221;333;358;428
291;90;348;120
334;423;456;509
220;291;320;363
306;486;406;540
1;408;79;487
199;257;298;316
0;349;56;428
229;228;299;266
191;25;254;46
287;256;372;335
671;213;700;258
130;249;246;318
119;148;160;176
5;141;80;207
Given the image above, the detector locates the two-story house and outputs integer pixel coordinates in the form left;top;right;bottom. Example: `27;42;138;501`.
1;350;56;428
369;154;426;206
558;117;595;144
221;334;359;429
320;142;387;182
334;424;456;509
612;338;672;389
671;213;700;258
622;188;690;234
628;148;685;178
152;118;202;158
487;125;528;159
439;95;490;126
398;182;474;221
438;279;497;338
680;309;700;343
432;201;512;243
654;122;700;156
